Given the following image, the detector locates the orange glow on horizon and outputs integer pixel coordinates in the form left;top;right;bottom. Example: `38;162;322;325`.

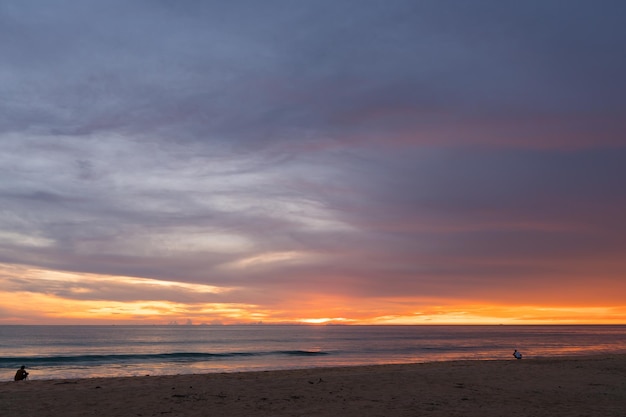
1;288;625;325
1;263;625;325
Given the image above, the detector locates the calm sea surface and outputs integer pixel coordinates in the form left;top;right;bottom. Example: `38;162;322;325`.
1;325;624;380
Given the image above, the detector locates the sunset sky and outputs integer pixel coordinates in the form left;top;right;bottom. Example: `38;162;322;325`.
1;0;625;325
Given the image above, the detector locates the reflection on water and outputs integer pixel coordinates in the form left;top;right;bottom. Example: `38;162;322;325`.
1;325;624;380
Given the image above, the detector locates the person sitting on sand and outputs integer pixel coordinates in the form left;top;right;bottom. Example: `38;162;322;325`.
14;365;29;381
513;349;522;360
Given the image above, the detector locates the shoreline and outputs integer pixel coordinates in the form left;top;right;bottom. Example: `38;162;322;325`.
4;352;626;382
2;354;625;416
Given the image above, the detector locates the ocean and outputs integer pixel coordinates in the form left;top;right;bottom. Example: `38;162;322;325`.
1;325;625;380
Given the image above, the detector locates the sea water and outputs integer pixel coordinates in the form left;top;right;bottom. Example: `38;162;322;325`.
1;325;624;380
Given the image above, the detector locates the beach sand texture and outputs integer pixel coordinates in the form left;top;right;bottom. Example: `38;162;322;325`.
1;355;625;417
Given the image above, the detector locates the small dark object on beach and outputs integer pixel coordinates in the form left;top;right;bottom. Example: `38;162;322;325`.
14;366;29;381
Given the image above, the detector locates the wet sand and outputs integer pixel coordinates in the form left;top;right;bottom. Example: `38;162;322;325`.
1;355;625;416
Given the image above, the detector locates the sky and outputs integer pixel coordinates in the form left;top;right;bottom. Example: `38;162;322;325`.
1;0;625;325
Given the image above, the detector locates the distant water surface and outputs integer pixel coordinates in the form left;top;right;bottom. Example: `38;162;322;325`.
1;325;624;380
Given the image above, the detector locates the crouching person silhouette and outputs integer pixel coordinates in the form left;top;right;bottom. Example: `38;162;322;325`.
14;366;29;381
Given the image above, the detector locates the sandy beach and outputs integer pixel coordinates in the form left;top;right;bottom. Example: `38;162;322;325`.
2;355;625;417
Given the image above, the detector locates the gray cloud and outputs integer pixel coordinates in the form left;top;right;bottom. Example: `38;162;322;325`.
2;0;625;145
1;0;625;321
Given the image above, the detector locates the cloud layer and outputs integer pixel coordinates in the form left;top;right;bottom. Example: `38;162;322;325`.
1;0;625;323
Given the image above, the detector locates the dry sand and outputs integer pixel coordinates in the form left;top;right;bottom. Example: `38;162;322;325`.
1;355;625;417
